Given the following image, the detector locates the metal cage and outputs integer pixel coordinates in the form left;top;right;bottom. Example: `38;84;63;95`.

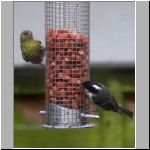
40;1;99;128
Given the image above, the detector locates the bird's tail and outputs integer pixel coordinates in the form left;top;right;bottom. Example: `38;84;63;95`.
118;106;133;118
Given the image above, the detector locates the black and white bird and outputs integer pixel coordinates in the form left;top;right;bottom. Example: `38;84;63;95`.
82;81;133;118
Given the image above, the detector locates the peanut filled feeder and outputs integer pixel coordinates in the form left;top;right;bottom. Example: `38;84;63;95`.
40;2;99;128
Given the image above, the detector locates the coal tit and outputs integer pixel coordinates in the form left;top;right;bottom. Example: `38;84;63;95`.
82;81;133;118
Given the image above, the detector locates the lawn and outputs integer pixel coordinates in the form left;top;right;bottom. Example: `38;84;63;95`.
14;103;135;148
14;107;135;148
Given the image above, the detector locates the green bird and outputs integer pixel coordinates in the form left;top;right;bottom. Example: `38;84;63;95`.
20;30;45;65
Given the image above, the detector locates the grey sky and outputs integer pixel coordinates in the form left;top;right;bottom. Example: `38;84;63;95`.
14;2;135;66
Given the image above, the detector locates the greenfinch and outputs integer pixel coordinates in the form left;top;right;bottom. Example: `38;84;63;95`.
20;30;45;65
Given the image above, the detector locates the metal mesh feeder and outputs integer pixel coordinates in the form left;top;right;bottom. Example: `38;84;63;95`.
40;1;99;128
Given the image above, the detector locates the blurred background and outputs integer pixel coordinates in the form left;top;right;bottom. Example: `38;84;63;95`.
14;1;135;148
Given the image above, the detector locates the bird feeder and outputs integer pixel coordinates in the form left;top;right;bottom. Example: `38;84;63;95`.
40;1;99;128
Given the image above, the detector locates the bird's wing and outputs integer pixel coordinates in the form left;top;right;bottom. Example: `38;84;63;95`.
35;40;42;44
92;92;118;110
92;94;111;109
35;40;45;52
97;83;106;88
111;95;119;108
34;40;45;54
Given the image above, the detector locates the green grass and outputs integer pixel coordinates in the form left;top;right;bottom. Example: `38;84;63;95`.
14;102;135;148
14;128;99;148
14;117;134;148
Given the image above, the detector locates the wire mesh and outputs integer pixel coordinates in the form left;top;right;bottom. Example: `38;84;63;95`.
45;1;90;128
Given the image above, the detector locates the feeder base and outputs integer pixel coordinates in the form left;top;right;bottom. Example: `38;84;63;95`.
41;123;95;128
